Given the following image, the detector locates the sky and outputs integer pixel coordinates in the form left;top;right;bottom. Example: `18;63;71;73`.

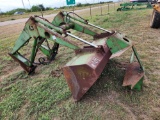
0;0;116;12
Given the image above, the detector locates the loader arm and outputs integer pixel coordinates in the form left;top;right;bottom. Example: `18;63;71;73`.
9;15;81;73
9;12;114;74
52;11;112;39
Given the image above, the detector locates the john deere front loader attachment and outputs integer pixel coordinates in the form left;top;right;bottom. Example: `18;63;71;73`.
9;11;145;101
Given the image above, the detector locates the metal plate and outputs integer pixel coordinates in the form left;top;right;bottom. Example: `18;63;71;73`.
8;53;36;74
123;62;144;89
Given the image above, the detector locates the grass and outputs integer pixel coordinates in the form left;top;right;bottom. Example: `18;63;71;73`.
0;7;160;120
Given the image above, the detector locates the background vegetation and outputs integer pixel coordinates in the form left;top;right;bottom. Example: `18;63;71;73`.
0;1;113;15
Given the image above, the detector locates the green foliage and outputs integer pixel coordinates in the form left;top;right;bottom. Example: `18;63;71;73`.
76;3;91;7
46;7;54;10
106;1;113;3
38;4;45;11
100;2;105;4
76;3;82;7
76;1;113;7
2;4;46;15
83;3;91;6
59;6;69;9
5;8;28;15
31;4;45;12
31;5;41;12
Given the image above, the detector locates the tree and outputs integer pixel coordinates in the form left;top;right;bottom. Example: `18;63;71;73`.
46;7;54;10
38;4;45;11
76;3;82;7
31;5;40;12
31;4;45;12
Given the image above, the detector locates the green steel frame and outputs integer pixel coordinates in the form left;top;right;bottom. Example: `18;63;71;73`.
117;2;152;11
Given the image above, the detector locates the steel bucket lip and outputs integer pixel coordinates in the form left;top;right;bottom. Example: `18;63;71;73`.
123;62;144;89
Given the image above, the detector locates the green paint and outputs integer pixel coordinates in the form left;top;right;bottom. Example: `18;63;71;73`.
62;11;87;24
35;17;64;33
66;52;94;66
30;38;38;64
39;45;51;58
72;20;97;36
106;37;130;54
55;37;79;50
132;46;144;71
11;30;31;54
14;53;30;66
35;23;79;50
132;77;144;90
118;2;152;11
52;12;97;36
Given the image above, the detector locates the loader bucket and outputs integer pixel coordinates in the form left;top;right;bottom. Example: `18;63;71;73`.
63;39;111;101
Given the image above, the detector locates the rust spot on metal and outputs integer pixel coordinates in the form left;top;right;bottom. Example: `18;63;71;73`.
36;23;79;47
123;62;144;89
75;45;105;55
94;31;115;39
8;53;36;74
